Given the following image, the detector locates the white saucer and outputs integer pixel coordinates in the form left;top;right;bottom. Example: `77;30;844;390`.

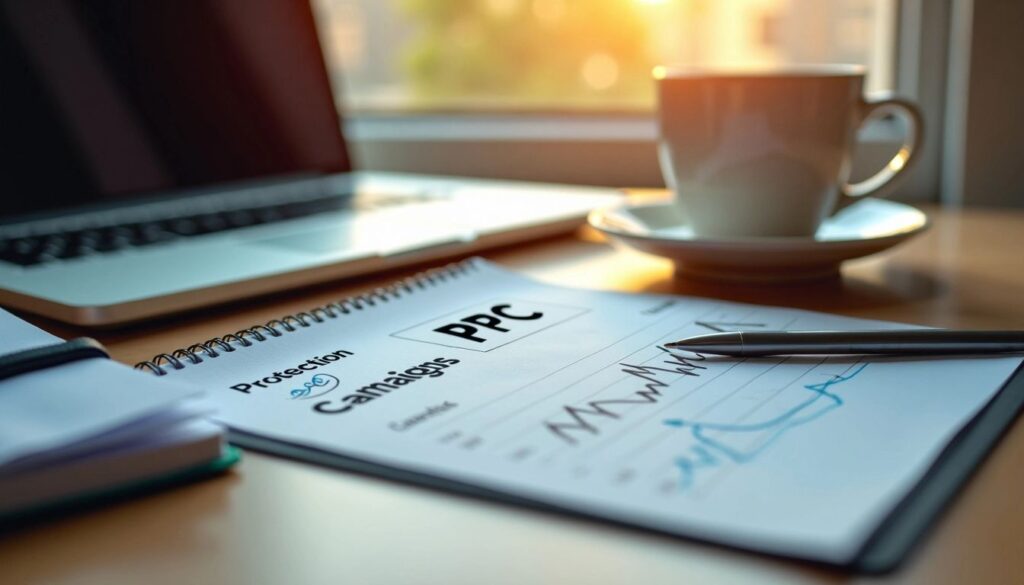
588;198;929;282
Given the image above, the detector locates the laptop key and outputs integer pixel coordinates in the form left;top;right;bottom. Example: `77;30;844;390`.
135;223;178;245
196;213;227;233
1;237;43;266
224;210;257;228
253;207;282;224
166;217;200;236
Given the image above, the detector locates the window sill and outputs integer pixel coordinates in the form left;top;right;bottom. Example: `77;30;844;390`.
346;113;911;194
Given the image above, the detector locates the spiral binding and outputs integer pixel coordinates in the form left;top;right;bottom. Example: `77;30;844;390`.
134;258;481;376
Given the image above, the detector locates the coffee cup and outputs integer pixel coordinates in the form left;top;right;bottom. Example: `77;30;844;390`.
656;65;922;238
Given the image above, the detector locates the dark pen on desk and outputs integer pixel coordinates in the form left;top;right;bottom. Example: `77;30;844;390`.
664;330;1024;357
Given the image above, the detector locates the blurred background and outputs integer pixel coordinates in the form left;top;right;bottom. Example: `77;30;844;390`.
309;0;1021;207
312;0;895;111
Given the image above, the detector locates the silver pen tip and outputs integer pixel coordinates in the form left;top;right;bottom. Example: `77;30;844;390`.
664;343;699;351
662;333;742;356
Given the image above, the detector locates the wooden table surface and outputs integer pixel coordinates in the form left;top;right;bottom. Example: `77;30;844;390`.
3;201;1023;585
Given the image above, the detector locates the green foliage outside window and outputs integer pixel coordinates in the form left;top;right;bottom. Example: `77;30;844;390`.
399;0;659;109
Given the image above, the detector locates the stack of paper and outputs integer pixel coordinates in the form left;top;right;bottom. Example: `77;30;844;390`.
0;310;234;520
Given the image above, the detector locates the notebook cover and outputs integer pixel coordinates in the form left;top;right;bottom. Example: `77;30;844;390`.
0;446;241;527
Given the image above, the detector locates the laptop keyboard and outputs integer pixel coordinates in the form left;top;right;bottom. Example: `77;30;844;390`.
0;194;366;267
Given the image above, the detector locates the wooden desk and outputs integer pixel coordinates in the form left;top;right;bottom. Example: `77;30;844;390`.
3;202;1023;585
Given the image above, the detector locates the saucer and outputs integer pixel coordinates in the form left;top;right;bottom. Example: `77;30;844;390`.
588;198;929;282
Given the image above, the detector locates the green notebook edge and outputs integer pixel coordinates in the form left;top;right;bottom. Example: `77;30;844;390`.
0;446;241;527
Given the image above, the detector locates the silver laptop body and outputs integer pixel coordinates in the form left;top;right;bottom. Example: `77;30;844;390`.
0;1;618;325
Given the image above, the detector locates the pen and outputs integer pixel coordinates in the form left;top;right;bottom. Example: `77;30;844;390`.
664;330;1024;357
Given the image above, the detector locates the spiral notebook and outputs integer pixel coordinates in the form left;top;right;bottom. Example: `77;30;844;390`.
135;259;1024;572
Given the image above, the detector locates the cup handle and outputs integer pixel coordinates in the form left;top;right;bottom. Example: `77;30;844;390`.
839;93;924;205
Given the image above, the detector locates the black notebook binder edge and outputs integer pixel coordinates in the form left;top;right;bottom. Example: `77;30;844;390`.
135;258;1024;573
0;337;109;381
852;360;1024;572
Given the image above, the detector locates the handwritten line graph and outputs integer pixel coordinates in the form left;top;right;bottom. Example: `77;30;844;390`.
537;316;799;450
426;304;724;438
476;306;757;451
544;348;709;445
665;362;868;490
433;305;800;468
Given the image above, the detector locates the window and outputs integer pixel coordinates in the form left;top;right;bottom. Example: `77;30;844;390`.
307;0;923;196
312;0;898;112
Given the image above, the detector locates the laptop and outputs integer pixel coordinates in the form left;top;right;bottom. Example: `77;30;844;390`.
0;0;619;326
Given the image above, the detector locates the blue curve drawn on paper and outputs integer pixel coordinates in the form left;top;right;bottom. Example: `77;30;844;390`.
663;363;868;490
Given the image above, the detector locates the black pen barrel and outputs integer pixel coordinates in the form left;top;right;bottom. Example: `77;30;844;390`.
742;330;1024;356
668;330;1024;357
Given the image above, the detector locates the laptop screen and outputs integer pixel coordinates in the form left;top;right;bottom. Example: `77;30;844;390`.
0;0;351;222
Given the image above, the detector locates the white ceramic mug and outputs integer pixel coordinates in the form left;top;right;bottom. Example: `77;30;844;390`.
657;65;922;238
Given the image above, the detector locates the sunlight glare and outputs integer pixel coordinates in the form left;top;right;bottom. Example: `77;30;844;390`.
888;147;910;172
581;53;620;91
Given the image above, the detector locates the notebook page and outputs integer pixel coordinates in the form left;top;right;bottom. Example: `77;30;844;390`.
0;310;203;466
160;260;1022;563
0;309;60;354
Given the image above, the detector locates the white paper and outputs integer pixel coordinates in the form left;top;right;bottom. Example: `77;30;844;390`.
0;310;203;467
0;309;60;354
159;260;1022;563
